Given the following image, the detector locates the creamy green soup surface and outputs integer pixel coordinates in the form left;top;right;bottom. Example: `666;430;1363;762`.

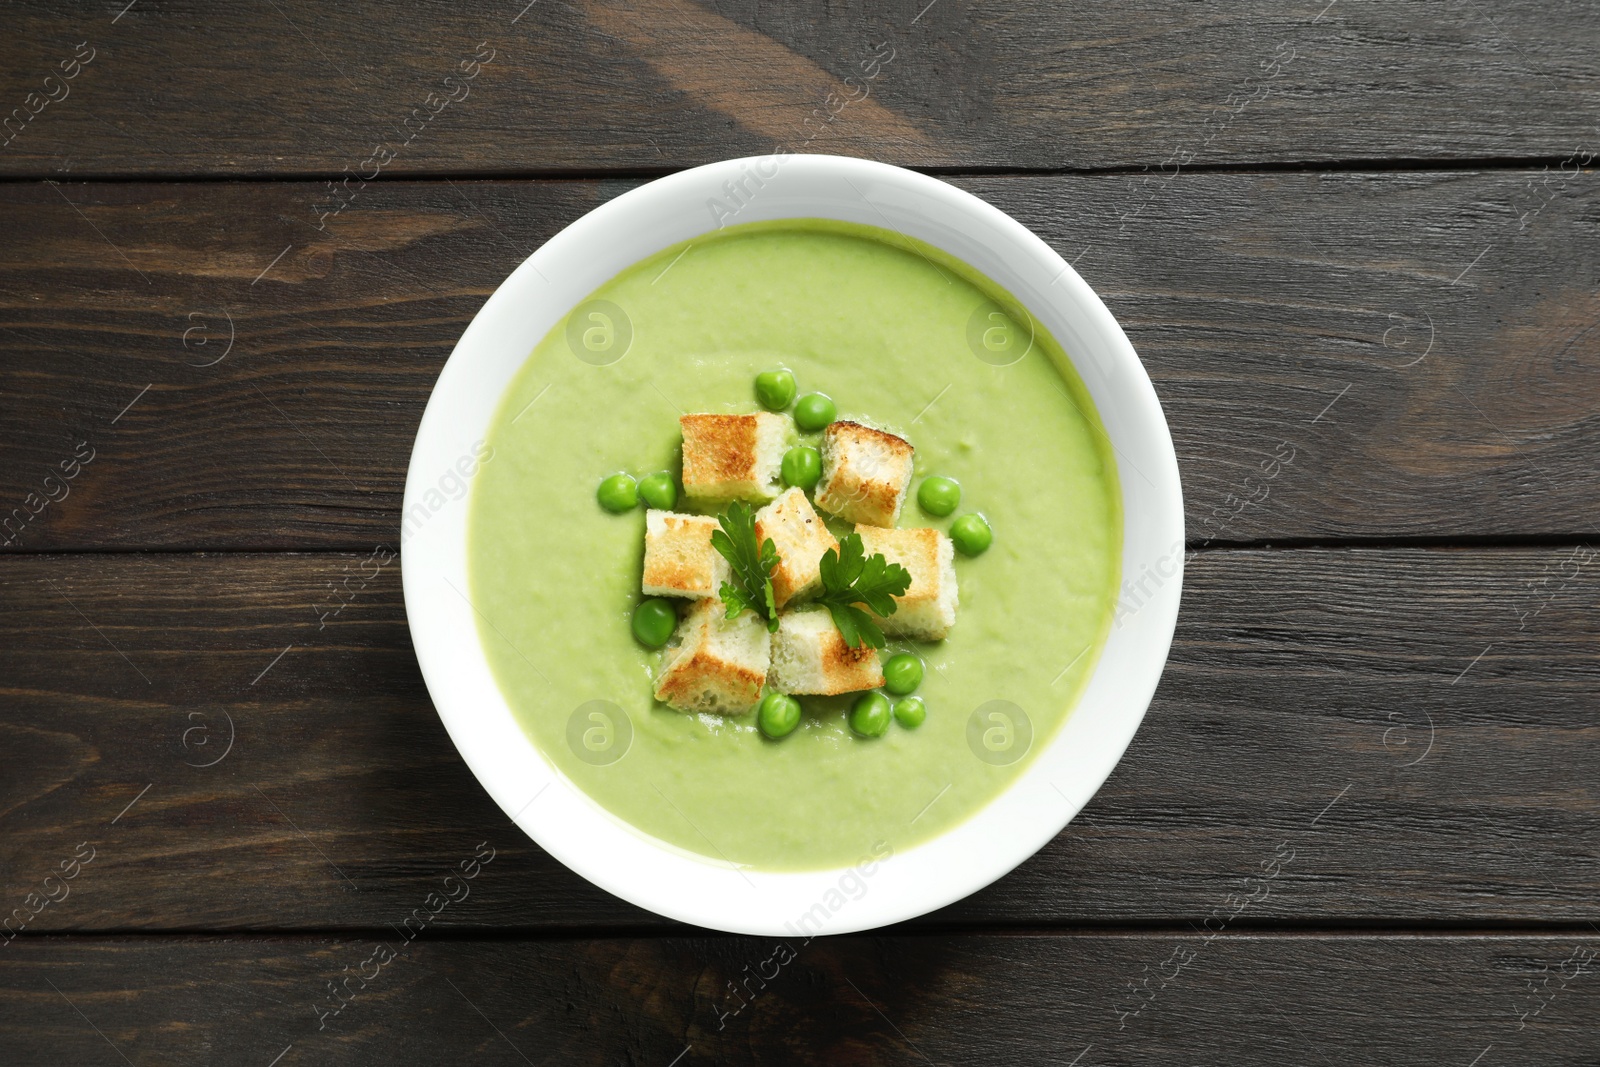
467;219;1120;872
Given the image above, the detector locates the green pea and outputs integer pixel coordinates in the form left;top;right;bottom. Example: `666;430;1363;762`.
950;513;993;556
781;445;822;490
755;369;797;411
882;653;923;695
597;473;638;512
793;392;837;432
758;692;803;739
631;598;677;648
894;697;926;729
917;475;961;517
849;691;892;738
637;471;677;510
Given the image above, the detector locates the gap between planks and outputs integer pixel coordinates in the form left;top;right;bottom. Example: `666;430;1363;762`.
0;155;1592;187
7;921;1600;944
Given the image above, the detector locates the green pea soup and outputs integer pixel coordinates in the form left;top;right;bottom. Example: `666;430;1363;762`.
468;219;1121;872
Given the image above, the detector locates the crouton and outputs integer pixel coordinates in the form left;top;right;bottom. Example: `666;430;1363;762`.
767;607;884;696
679;412;788;503
642;510;729;599
856;525;959;640
653;598;769;714
813;421;914;527
753;487;838;610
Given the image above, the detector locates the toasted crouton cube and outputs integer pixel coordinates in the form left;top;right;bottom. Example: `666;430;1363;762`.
653;598;769;714
642;510;729;599
856;525;959;640
680;412;788;503
754;487;837;610
814;421;914;527
768;607;884;696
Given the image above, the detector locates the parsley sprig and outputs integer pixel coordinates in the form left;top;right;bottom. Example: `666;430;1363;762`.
711;501;780;632
816;533;912;650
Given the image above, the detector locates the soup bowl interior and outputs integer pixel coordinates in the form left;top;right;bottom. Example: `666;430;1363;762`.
402;154;1183;935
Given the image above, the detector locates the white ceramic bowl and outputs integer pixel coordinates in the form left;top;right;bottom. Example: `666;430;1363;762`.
403;154;1183;935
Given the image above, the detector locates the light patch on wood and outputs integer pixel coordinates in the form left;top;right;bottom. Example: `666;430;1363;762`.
1491;287;1600;433
1374;287;1600;477
13;201;471;284
579;0;936;157
0;722;98;823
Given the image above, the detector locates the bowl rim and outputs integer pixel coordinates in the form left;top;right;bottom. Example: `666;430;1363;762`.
402;153;1184;935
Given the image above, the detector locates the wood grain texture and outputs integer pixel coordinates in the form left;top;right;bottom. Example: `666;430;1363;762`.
2;933;1597;1065
2;3;1592;1059
0;0;1596;177
2;545;1597;931
0;172;1596;552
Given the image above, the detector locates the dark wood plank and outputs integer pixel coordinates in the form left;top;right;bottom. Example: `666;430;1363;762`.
0;172;1596;552
2;933;1596;1064
0;1;1596;177
2;545;1597;931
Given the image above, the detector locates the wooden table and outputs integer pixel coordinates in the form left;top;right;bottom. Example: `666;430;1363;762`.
2;2;1597;1063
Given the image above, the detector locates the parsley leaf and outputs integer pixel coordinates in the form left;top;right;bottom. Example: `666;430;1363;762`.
710;501;780;632
815;533;912;649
